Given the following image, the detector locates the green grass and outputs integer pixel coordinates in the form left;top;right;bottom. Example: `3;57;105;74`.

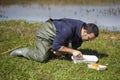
0;20;120;80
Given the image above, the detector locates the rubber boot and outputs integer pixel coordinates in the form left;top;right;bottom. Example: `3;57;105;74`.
10;47;29;57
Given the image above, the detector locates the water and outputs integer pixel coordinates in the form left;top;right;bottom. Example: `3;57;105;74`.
0;4;120;31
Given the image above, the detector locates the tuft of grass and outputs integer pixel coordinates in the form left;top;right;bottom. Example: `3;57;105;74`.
0;20;41;53
0;20;120;80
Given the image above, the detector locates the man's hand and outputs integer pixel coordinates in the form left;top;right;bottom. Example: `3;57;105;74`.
57;46;83;58
72;50;83;58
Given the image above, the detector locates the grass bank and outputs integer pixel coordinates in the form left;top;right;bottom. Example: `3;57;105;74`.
0;0;120;6
0;20;120;80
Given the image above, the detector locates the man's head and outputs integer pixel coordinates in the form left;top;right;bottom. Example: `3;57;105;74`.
81;23;99;41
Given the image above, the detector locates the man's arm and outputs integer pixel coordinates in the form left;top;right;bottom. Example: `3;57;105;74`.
54;46;83;58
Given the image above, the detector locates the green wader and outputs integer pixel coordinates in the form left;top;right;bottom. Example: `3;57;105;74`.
26;20;56;62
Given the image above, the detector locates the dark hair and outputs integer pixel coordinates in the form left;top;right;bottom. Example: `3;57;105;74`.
83;23;99;37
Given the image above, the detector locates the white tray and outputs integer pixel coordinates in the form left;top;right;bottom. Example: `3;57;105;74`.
71;55;98;64
88;64;107;70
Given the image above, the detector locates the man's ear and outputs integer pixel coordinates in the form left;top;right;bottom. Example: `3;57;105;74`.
81;27;87;36
83;29;87;35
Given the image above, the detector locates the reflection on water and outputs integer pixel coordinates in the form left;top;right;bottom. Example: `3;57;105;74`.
0;4;120;31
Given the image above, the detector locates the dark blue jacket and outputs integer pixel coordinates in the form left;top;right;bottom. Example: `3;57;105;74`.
52;18;85;51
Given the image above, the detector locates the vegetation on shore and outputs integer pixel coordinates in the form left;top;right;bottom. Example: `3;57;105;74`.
0;0;120;6
0;20;120;80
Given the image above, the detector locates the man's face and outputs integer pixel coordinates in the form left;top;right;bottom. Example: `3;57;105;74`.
81;33;96;41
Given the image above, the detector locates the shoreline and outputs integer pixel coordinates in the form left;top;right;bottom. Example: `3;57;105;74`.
0;0;120;6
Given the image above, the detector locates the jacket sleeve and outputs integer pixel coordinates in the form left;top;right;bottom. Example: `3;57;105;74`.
72;39;83;49
52;26;72;51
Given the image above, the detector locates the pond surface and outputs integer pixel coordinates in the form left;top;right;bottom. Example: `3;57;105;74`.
0;4;120;31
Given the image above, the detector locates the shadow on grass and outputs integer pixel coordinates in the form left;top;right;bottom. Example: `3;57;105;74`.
80;48;108;59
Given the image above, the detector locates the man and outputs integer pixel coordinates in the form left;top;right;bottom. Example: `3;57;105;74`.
10;18;99;63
